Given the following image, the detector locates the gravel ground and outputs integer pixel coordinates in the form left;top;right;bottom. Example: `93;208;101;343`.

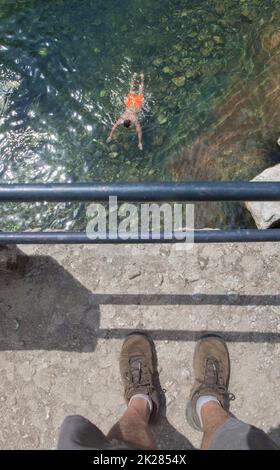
0;242;279;449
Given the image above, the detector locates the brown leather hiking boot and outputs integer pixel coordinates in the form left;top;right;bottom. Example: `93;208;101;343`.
186;335;235;431
119;332;161;423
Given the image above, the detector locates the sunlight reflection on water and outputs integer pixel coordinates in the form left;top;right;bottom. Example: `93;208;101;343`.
0;0;280;230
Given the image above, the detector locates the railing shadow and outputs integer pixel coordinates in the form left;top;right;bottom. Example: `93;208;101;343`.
0;248;280;351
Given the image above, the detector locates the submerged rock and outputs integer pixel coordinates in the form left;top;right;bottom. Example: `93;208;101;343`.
172;76;186;87
109;151;118;159
245;164;280;229
157;114;168;124
163;66;173;74
38;47;48;57
168;20;280;228
0;79;20;115
153;57;163;66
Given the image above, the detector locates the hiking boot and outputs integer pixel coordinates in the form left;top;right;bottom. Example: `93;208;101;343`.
119;332;160;423
186;335;235;431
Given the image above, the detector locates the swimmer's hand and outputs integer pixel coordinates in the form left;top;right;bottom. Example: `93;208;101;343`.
138;142;143;151
107;136;112;143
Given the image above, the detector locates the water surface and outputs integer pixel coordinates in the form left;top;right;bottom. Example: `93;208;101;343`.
0;0;280;230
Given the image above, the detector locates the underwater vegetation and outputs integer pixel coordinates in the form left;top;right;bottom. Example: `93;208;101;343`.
0;0;280;230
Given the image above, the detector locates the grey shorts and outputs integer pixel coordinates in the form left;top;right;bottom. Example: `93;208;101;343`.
57;415;278;450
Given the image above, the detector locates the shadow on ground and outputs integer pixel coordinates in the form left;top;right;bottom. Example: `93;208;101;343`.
1;247;279;449
1;248;280;351
268;424;280;447
154;417;194;450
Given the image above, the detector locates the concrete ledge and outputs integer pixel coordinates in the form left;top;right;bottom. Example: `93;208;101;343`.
0;242;279;449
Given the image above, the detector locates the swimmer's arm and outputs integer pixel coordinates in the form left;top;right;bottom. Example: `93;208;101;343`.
135;120;143;150
107;118;122;142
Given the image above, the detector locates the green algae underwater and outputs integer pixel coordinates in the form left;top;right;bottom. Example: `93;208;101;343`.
0;0;280;230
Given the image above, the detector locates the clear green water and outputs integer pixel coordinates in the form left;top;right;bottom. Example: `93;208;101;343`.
0;0;280;230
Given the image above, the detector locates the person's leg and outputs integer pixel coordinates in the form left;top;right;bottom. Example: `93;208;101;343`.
107;332;161;449
58;333;160;450
129;73;136;93
186;335;233;449
107;396;155;449
200;401;230;449
58;415;111;450
186;335;279;450
58;414;136;450
138;73;144;94
208;415;279;450
200;401;278;450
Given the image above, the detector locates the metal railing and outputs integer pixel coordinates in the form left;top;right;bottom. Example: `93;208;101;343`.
0;182;280;244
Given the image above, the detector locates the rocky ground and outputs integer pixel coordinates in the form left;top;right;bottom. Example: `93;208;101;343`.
0;241;279;449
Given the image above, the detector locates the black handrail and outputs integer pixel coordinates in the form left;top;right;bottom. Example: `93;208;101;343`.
0;181;279;201
0;230;280;244
0;181;279;243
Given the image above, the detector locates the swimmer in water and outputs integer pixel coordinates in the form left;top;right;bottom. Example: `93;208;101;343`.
107;72;144;150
